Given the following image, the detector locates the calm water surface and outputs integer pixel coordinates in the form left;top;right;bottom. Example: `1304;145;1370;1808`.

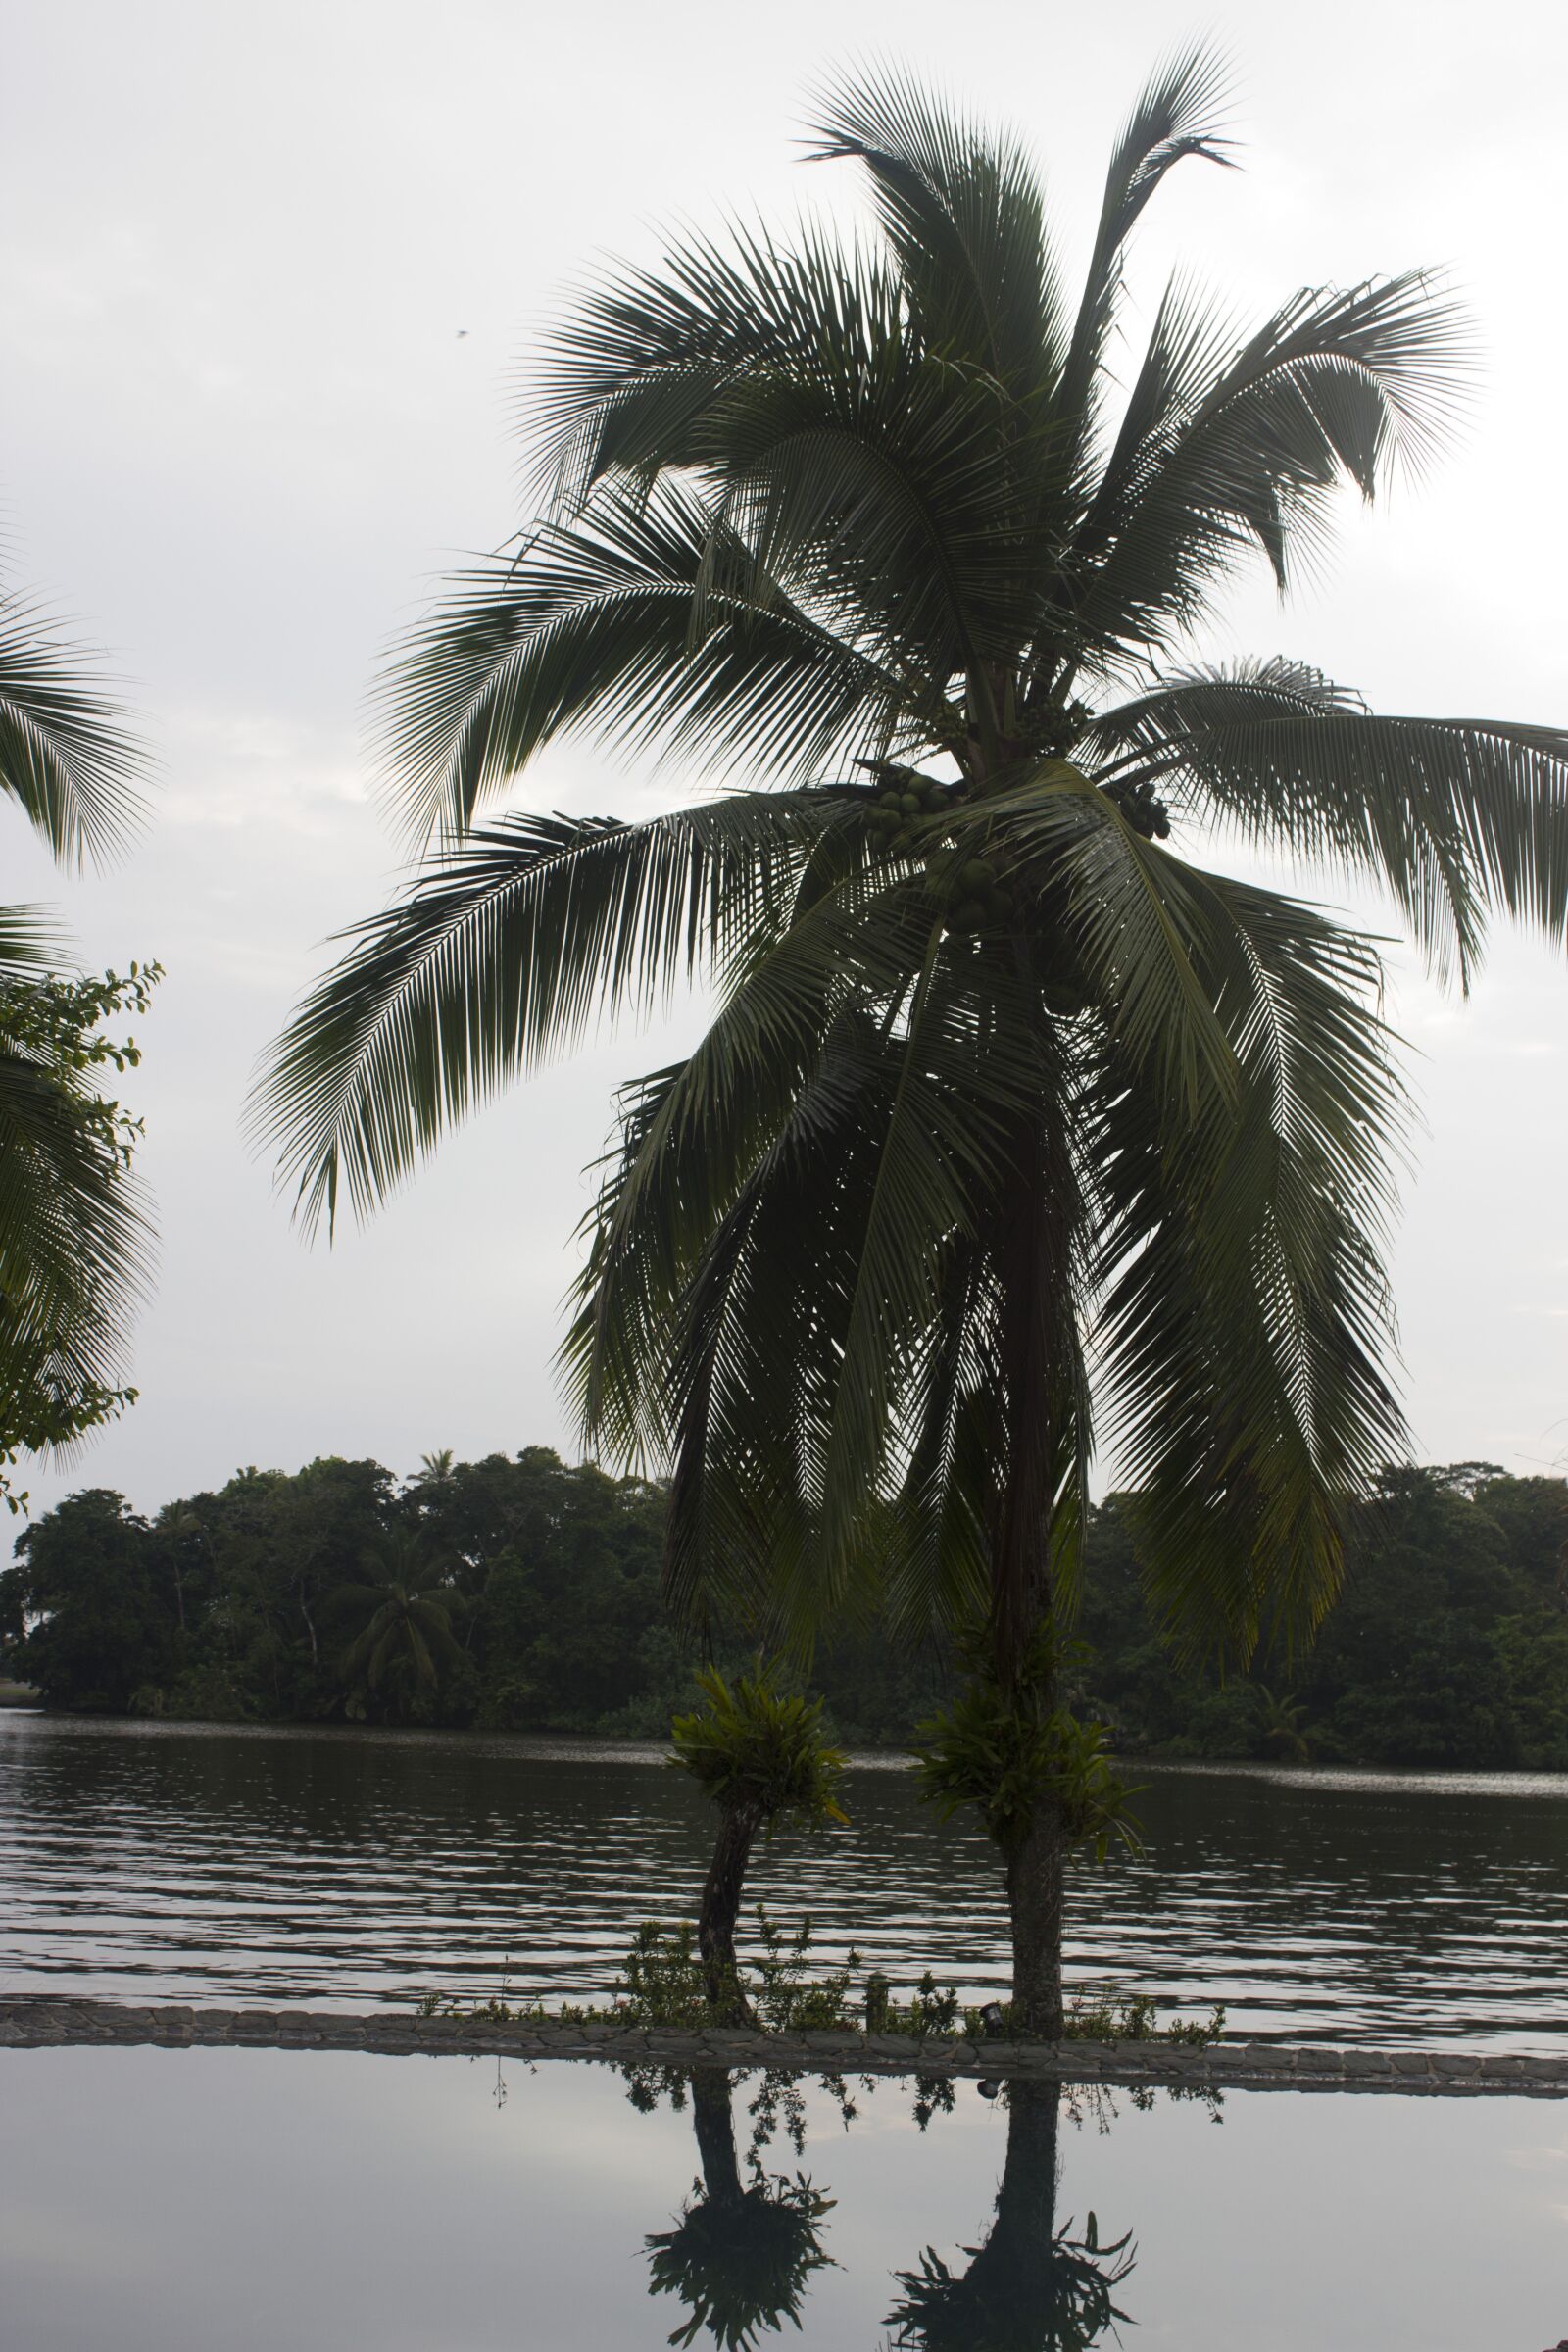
2;2048;1566;2351
4;1711;1568;2047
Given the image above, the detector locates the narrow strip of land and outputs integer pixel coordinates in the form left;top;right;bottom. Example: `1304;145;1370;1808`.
1;1998;1563;2095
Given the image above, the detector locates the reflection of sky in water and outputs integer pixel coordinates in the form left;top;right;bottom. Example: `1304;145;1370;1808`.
7;1715;1568;2046
2;2047;1566;2351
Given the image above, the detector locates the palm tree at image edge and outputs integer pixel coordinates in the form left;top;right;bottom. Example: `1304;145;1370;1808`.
254;47;1568;2033
0;582;153;1496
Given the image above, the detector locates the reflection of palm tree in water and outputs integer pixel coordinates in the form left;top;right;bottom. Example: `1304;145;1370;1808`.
888;2082;1134;2351
645;2067;834;2349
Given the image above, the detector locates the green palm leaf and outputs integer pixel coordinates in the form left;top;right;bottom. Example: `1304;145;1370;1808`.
0;591;147;866
380;480;913;842
1058;41;1237;471
251;791;859;1231
1089;662;1568;985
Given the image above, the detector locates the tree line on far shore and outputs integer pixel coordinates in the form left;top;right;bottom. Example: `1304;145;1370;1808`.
2;1447;1563;1771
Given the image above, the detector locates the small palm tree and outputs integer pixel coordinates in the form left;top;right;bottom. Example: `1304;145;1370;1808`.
1;575;151;1498
671;1663;846;2021
1253;1685;1312;1763
258;52;1568;2032
334;1532;466;1710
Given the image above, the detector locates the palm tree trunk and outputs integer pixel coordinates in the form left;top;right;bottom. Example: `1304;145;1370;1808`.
946;2079;1062;2324
689;2068;745;2212
990;2078;1060;2251
992;1102;1078;2041
698;1797;762;2022
1005;1805;1067;2039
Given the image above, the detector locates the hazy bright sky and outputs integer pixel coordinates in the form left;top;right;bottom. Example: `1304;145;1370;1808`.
3;0;1564;1517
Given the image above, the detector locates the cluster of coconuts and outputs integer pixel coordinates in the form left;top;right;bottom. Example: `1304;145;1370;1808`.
1104;776;1172;840
942;853;1014;934
863;770;959;846
862;770;1014;934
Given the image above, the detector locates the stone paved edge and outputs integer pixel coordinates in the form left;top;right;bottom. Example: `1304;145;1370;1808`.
0;1999;1564;2094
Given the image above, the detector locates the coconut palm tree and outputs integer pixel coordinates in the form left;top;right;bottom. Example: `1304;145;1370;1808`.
333;1531;466;1711
256;51;1568;2032
1252;1684;1312;1762
1;576;151;1500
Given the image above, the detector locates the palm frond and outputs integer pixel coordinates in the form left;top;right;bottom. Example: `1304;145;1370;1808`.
529;216;904;509
252;791;855;1233
967;762;1239;1114
0;591;147;866
0;906;67;982
696;352;1045;684
564;871;940;1450
379;479;911;841
1096;869;1409;1659
1059;41;1237;475
805;66;1065;405
1065;272;1471;669
1089;662;1568;985
0;1046;153;1439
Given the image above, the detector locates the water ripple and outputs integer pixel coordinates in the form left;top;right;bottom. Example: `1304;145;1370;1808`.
3;1713;1568;2048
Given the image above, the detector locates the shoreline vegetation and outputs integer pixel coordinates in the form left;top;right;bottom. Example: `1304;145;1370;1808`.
416;1910;1226;2056
2;1448;1564;1771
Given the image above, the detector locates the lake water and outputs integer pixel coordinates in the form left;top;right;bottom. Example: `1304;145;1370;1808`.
3;2047;1567;2350
5;1712;1568;2049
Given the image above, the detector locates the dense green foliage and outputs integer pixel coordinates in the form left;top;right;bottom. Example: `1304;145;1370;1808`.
0;962;160;1510
2;1452;1563;1769
1;564;153;1513
1082;1465;1568;1768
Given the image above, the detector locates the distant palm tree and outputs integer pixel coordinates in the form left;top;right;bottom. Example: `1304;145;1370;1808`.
1253;1685;1312;1763
1;574;151;1493
258;51;1568;2031
155;1502;215;1637
334;1532;466;1707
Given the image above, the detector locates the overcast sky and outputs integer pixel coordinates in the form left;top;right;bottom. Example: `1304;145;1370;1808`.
2;0;1564;1519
